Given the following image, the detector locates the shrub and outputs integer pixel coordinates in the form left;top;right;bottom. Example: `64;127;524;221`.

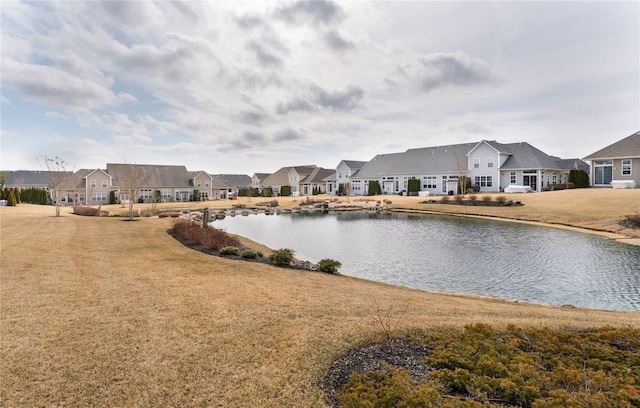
261;187;273;197
568;169;590;188
440;195;450;203
454;195;464;205
7;190;17;206
269;248;294;266
109;190;117;204
172;219;240;251
624;214;640;228
482;195;492;205
469;195;478;205
73;206;100;216
504;200;514;206
280;185;291;196
496;195;507;204
384;199;392;205
318;259;342;274
337;325;640;408
367;180;382;196
220;246;240;256
241;249;261;259
407;179;420;195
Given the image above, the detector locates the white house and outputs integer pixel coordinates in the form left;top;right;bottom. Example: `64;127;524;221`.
350;140;588;195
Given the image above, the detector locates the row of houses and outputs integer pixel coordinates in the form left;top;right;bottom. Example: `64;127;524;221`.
4;131;638;203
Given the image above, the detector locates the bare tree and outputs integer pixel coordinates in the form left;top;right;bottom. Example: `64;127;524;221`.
119;162;152;221
39;156;75;216
454;150;471;196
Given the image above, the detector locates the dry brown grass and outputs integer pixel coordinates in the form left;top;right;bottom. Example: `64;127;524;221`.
2;190;640;407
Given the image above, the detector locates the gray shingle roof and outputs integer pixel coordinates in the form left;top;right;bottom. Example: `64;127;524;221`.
353;140;584;179
4;170;73;188
214;174;252;188
106;163;191;187
583;131;640;160
261;165;317;186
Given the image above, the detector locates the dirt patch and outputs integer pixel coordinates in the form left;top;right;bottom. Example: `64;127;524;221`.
319;338;430;408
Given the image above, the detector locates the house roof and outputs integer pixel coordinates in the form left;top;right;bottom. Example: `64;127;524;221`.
340;160;367;170
353;140;584;179
261;165;317;186
214;174;252;188
4;170;73;187
583;131;640;160
106;163;191;187
301;168;335;184
354;142;477;178
252;173;271;182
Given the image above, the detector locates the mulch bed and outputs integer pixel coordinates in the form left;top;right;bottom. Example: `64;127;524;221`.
319;337;431;408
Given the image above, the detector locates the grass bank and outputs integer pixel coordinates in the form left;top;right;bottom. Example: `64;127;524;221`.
1;189;639;407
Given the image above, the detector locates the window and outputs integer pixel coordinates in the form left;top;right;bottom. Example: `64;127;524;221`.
102;180;108;188
160;189;172;199
90;180;96;188
622;159;632;176
473;158;480;168
422;176;437;189
474;176;493;187
91;192;107;202
510;172;516;184
487;157;494;168
205;181;209;187
140;189;153;199
197;181;201;187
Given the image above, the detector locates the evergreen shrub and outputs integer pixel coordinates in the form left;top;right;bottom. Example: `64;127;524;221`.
241;249;261;259
220;246;240;256
318;259;342;274
367;180;382;196
7;190;17;206
280;185;291;196
269;248;294;266
568;169;590;188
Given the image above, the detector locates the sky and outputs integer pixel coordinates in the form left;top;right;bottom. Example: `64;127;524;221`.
1;1;638;175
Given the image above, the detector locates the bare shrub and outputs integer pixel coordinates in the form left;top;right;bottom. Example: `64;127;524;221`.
469;195;478;205
72;206;100;216
454;195;464;205
172;218;240;251
496;195;507;204
440;195;450;203
482;195;492;205
624;214;640;228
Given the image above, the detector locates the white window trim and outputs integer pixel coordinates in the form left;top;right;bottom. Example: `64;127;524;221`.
622;159;632;176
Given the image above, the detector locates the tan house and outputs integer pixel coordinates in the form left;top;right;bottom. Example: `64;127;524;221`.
583;131;640;188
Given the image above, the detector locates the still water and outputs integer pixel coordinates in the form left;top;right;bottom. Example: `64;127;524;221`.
212;211;640;311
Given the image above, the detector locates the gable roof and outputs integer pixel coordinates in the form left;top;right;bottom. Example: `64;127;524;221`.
355;142;477;178
106;163;191;187
4;170;73;188
300;167;335;184
261;165;317;186
583;131;640;160
252;173;271;181
214;174;252;188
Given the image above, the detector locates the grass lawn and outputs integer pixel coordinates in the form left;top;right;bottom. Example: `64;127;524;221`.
1;189;639;407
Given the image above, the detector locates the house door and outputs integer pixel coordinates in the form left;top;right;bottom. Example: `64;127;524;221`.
383;181;394;194
594;160;613;185
523;175;537;191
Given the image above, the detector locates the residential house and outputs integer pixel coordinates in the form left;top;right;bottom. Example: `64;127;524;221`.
351;140;588;195
583;131;640;188
299;167;335;195
252;173;271;192
260;165;317;196
333;160;367;195
213;174;252;198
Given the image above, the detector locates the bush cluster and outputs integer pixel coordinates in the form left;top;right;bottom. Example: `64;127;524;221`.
172;219;240;251
257;200;279;207
318;259;342;274
220;246;240;256
268;248;294;266
337;324;640;407
19;187;49;204
624;214;640;229
241;249;262;259
367;180;382;196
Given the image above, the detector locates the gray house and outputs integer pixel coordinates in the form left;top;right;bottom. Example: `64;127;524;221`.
583;131;640;188
350;140;588;195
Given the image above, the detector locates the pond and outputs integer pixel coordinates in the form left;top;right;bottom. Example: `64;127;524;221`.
212;211;640;311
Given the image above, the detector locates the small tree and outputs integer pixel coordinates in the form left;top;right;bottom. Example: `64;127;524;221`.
109;190;117;204
367;180;382;196
40;156;75;216
119;162;152;221
280;185;291;196
7;190;17;206
568;169;589;188
407;179;420;196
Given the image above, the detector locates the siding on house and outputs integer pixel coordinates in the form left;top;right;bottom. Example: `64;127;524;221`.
583;131;640;187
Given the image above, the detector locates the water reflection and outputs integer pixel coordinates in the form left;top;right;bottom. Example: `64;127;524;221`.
213;212;640;311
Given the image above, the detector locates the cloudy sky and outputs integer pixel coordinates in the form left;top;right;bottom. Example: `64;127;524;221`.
1;1;638;175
